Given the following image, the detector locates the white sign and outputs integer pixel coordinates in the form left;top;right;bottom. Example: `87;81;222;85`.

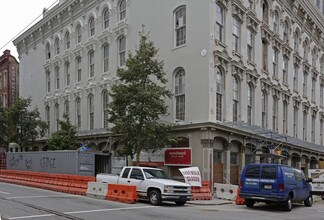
179;167;202;187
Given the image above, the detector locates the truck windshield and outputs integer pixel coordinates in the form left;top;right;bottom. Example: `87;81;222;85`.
143;169;169;179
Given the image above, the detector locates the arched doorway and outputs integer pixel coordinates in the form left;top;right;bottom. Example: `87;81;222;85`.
213;137;227;184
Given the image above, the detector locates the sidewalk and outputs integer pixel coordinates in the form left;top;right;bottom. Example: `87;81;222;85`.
187;197;234;206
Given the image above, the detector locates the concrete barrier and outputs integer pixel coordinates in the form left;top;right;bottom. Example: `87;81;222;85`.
86;182;109;200
214;183;238;201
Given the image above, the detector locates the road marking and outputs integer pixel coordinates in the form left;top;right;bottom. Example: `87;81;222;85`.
7;206;156;219
8;214;54;219
6;195;75;199
65;205;157;214
0;191;10;195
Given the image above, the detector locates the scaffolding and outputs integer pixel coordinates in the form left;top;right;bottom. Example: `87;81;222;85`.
222;121;290;164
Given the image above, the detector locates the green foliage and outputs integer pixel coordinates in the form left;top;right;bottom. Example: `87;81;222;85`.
108;29;174;162
5;97;48;148
47;113;79;150
0;106;6;146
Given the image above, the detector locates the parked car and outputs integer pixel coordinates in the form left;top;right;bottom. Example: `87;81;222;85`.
239;163;313;211
96;166;192;206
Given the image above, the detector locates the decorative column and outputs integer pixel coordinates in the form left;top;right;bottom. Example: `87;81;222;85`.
201;139;214;182
225;143;231;184
239;145;246;179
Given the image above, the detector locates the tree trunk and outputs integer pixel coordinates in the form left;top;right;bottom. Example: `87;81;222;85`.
136;142;141;166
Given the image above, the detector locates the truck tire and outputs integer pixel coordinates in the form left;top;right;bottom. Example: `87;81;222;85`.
283;195;293;212
245;199;255;208
149;190;162;206
175;201;186;206
304;195;313;207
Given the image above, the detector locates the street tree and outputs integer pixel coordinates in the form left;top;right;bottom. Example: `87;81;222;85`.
0;106;6;146
47;113;79;150
5;97;47;149
108;29;173;164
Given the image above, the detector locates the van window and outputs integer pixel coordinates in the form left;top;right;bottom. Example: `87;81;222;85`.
245;166;260;178
261;166;276;179
294;169;305;182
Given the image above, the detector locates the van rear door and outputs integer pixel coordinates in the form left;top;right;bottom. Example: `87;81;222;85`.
243;165;261;192
259;165;278;193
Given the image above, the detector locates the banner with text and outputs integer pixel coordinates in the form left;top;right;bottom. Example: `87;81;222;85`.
179;167;202;187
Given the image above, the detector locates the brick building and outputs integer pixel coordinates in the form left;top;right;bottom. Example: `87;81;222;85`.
0;50;19;107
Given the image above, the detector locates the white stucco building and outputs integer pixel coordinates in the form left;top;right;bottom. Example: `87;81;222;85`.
14;0;324;185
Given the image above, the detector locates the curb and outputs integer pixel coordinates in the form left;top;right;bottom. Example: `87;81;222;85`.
187;200;234;206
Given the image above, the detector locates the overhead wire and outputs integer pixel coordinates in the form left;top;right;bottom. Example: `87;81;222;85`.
0;0;59;52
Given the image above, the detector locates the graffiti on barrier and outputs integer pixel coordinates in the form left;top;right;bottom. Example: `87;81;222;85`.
25;159;33;170
8;154;23;167
40;157;56;169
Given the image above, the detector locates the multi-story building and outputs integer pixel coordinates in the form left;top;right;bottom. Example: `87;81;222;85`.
313;0;324;15
13;0;324;185
0;50;19;107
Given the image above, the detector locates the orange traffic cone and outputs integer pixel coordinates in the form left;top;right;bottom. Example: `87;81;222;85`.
235;188;245;205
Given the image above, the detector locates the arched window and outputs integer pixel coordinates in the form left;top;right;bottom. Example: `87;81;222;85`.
262;91;268;128
175;68;185;121
118;36;126;66
233;76;240;121
304;39;309;59
216;67;224;121
102;90;109;128
89;17;95;37
294;30;299;51
103;44;109;72
247;83;254;125
45;106;50;134
64;100;69;115
232;17;240;52
273;96;278;132
54;103;59;131
247;29;254;61
293;106;298;138
65;61;70;86
55;38;60;55
103;8;110;29
283;101;288;134
215;3;224;42
46;43;51;60
55;67;60;90
273;11;279;34
88;94;94;130
119;0;126;21
174;6;186;47
89;50;95;77
76;56;82;82
65;32;70;49
46;70;50;93
283;21;289;43
262;1;269;24
76;25;82;44
76;97;81;130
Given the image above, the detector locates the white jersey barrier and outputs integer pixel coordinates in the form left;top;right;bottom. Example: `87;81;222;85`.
86;182;108;200
214;183;238;201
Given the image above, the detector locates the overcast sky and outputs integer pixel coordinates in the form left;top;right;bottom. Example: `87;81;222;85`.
0;0;58;60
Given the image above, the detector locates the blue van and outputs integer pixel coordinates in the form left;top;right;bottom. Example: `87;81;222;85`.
239;164;312;211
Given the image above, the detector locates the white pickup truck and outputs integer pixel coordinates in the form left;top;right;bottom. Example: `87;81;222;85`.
96;166;192;205
308;169;324;200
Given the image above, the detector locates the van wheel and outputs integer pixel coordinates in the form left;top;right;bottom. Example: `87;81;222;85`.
148;190;162;206
304;195;313;207
283;195;293;212
245;199;255;208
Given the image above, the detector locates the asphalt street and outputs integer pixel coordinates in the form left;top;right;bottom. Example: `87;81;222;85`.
0;182;323;220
